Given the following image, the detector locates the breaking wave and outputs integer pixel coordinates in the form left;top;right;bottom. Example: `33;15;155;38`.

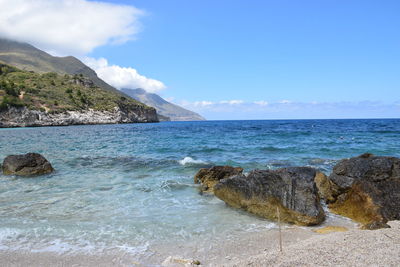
178;157;208;166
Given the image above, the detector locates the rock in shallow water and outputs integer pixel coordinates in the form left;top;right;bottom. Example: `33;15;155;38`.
2;153;54;176
325;153;400;229
213;167;325;226
161;256;201;266
194;165;243;193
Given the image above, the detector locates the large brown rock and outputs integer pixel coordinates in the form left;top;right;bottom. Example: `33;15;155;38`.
213;167;325;226
2;153;54;176
314;172;340;203
194;166;243;193
326;153;400;229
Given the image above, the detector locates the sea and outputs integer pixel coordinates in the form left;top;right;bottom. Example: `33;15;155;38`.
0;119;399;260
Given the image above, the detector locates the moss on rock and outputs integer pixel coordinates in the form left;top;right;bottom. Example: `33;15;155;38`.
328;182;386;226
194;166;243;193
213;167;325;226
314;172;340;203
324;154;400;229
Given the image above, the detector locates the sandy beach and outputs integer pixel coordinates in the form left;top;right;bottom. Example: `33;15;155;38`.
232;220;400;267
1;220;399;266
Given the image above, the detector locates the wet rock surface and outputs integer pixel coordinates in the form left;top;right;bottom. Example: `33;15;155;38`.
314;172;340;203
194;166;243;193
213;167;325;226
326;153;400;228
2;153;54;176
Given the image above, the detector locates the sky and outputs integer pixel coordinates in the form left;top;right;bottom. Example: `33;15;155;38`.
0;0;399;120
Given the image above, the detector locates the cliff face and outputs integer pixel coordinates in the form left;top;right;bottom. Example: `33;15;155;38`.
122;88;205;121
0;106;158;127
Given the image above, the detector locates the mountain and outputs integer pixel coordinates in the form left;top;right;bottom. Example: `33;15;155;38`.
121;88;205;121
0;63;158;127
0;38;117;93
0;39;159;127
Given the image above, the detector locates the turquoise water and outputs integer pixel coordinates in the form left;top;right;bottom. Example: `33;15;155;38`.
0;119;399;256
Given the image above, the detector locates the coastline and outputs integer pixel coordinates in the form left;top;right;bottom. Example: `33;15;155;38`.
1;120;400;266
1;221;399;266
0;226;321;266
0;106;159;128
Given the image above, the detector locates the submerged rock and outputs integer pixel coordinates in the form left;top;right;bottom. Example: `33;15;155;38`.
161;256;201;266
194;165;243;193
2;153;54;176
213;167;325;226
326;153;400;229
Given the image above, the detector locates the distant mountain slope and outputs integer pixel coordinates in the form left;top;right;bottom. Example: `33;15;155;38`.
0;38;117;93
122;88;205;121
0;63;158;127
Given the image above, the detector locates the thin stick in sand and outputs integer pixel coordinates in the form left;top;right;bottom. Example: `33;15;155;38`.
277;207;283;252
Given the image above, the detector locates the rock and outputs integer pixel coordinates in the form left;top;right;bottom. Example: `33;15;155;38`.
161;256;201;266
213;167;325;226
2;153;54;176
361;221;391;230
314;172;340;203
326;153;400;229
194;166;243;193
0;105;158;128
73;76;95;88
313;226;348;234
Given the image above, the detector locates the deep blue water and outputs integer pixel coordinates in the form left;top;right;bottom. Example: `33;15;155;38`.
0;119;399;255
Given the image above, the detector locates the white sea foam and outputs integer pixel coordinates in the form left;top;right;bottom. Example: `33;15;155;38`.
0;228;22;250
243;222;277;232
178;157;207;166
0;231;150;257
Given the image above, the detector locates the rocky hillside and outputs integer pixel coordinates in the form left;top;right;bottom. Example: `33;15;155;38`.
122;88;205;121
0;38;116;93
0;63;158;127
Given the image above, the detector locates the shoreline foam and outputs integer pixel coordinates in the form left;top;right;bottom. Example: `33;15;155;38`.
3;219;393;266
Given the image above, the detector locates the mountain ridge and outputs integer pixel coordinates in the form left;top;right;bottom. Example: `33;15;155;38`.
122;88;205;121
0;38;118;93
0;39;159;127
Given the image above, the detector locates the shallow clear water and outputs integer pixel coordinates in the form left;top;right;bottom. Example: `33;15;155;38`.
0;119;399;255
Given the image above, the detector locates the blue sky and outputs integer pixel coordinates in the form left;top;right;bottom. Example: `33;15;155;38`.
1;0;399;119
93;0;400;119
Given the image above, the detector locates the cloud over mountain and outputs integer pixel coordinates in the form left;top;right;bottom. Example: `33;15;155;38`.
0;0;167;93
84;57;166;93
0;0;143;56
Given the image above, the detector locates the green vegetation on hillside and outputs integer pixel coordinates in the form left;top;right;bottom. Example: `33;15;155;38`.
0;63;151;113
0;38;118;93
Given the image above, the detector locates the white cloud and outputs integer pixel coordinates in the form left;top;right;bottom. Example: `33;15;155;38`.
254;100;269;106
220;100;244;105
165;97;175;102
84;57;166;93
193;101;214;107
0;0;144;55
0;0;167;93
179;100;400;120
